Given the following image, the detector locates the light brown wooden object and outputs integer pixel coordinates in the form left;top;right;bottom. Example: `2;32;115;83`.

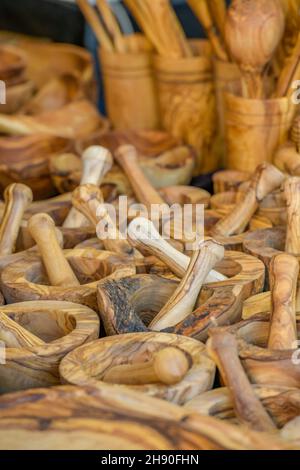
63;146;113;229
187;0;227;61
28;213;80;287
208;0;227;44
268;254;299;350
72;184;134;257
207;330;276;432
0;310;45;349
128;217;227;283
212;163;285;237
285;177;300;255
103;347;190;385
0;183;32;256
150;239;224;331
115;145;165;212
96;0;126;53
77;0;114;51
274;143;300;175
225;0;284;98
275;33;300;98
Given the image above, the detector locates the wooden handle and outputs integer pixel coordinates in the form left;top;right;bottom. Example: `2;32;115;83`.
128;217;227;282
187;0;228;61
207;330;276;432
275;33;300;97
63;146;113;229
77;0;114;51
96;0;127;53
28;213;80;287
115;145;165;213
0;183;33;256
72;184;135;257
0;311;45;349
150;238;224;331
208;0;227;44
268;254;299;350
103;347;190;385
212;163;285;237
285;177;300;255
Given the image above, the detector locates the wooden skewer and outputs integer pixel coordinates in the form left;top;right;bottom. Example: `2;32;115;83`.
211;163;285;237
72;184;135;257
28;213;80;287
115;145;166;213
128;217;227;282
63;146;113;229
268;254;299;350
77;0;114;51
207;330;276;433
103;347;190;385
0;311;45;349
284;177;300;255
187;0;228;61
150;239;224;331
96;0;127;53
0;183;33;256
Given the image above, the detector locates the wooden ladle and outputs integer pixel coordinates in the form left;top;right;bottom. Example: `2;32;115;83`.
63;145;113;228
0;183;33;256
225;0;285;98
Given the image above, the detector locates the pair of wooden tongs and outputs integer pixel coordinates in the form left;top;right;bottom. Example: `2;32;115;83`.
77;0;127;52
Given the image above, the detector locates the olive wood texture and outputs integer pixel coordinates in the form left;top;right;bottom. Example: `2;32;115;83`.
221;315;300;389
128;217;226;283
97;250;265;340
185;385;300;428
0;301;99;393
207;330;276;432
149;239;225;331
0;248;135;312
60;331;214;405
0;385;293;450
274;142;300;175
211;163;285;237
225;0;284;98
72;184;135;257
0;183;33;256
63;146;113;228
284;177;300;255
212;170;250;194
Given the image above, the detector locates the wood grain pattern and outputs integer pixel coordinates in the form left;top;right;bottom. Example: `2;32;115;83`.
212;170;249;194
0;385;293;449
0;301;99;393
0;248;136;311
60;331;215;405
285;177;300;255
275;142;300;175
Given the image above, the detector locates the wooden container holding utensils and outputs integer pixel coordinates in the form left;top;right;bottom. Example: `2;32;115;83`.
224;92;295;172
100;34;160;130
154;40;219;175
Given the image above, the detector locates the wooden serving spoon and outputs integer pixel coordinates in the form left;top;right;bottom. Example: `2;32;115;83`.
150;239;224;331
128;216;227;282
225;0;285;98
0;183;33;256
207;330;276;433
72;184;135;257
268;253;299;350
63;145;113;228
28;213;80;287
103;346;190;386
211;163;285;237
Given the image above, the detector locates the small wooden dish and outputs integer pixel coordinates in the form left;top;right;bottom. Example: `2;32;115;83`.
0;248;136;311
0;300;99;393
60;331;215;405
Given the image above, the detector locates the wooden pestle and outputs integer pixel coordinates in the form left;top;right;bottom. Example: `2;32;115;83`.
28;213;80;287
128;217;227;282
268;254;299;350
72;184;135;257
0;183;33;257
187;0;228;61
284;177;300;255
211;163;285;237
0;311;45;349
150;239;224;331
63;146;113;228
207;330;276;433
114;145;166;214
103;347;190;386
